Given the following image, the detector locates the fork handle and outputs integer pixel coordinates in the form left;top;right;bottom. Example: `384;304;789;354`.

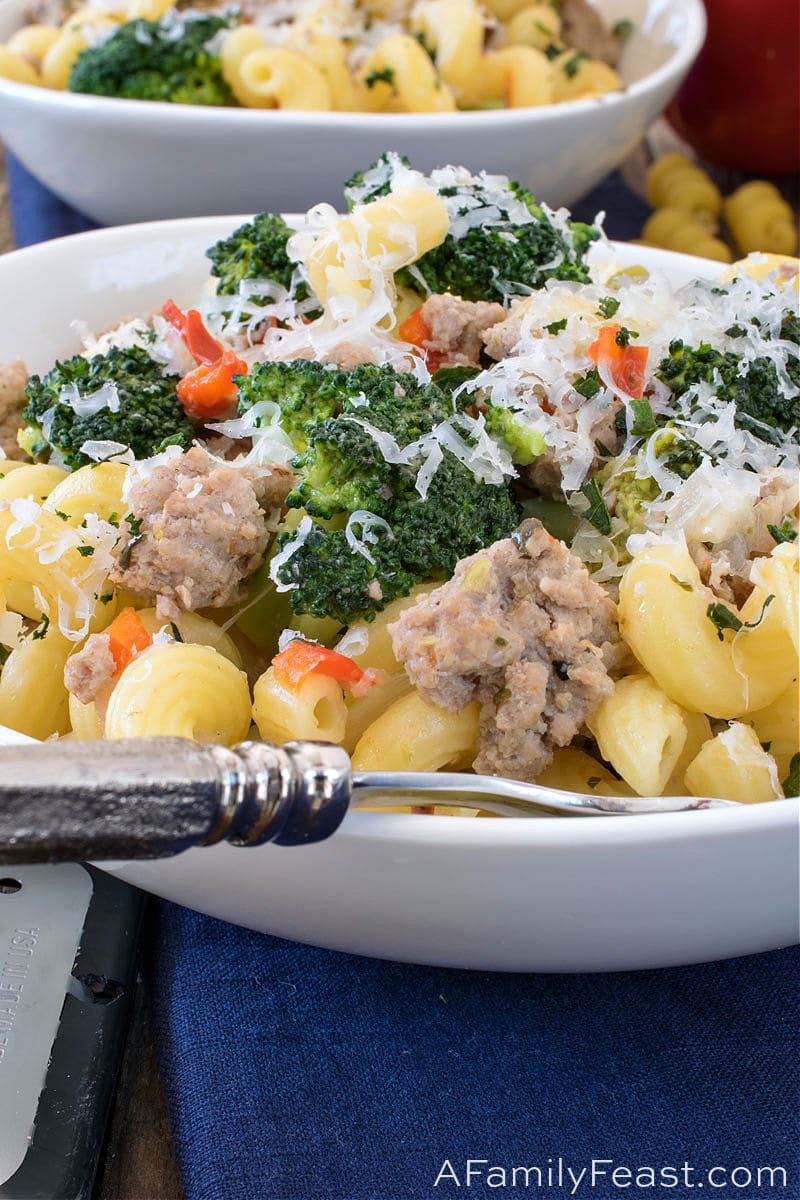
0;737;352;865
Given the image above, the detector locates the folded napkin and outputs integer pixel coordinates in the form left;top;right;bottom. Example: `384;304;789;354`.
6;154;798;1200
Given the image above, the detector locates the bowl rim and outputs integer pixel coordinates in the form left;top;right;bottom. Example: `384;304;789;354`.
0;0;706;127
1;208;796;850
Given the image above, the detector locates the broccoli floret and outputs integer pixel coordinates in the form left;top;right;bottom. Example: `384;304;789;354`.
656;321;800;444
273;522;419;627
286;367;463;519
595;429;704;539
21;346;194;469
68;13;236;105
237;359;344;453
206;213;309;298
344;156;600;302
483;406;546;466
271;362;519;623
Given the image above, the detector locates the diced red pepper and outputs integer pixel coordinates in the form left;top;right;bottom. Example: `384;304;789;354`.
162;299;226;365
398;306;446;372
176;349;249;419
588;323;649;399
106;607;151;674
272;640;381;696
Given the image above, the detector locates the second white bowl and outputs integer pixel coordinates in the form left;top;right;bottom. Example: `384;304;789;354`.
0;0;705;224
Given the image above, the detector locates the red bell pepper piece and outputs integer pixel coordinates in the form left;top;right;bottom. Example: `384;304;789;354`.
588;324;649;400
176;349;248;419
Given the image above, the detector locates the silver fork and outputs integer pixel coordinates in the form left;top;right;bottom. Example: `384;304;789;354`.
0;737;736;865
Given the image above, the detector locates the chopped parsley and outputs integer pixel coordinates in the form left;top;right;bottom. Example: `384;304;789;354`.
54;510;69;521
0;646;9;667
580;477;611;534
783;753;800;798
706;594;774;641
76;545;95;557
574;367;602;399
767;520;797;544
99;592;114;605
630;396;656;436
596;296;620;319
615;326;638;346
414;31;436;63
32;613;50;640
170;621;184;642
612;18;634;40
119;512;144;570
562;50;588;78
669;573;693;593
364;67;396;90
546;318;568;335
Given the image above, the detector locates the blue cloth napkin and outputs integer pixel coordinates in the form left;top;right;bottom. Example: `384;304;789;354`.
6;153;799;1200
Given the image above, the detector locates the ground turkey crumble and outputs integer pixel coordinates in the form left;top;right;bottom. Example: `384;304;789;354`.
418;295;505;366
0;361;28;460
389;521;623;782
111;445;293;619
64;632;116;705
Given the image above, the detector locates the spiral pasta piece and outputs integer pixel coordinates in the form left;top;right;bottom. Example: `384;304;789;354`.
232;47;332;110
587;674;690;796
748;684;799;781
685;723;783;804
618;542;796;717
0;45;40;84
0;463;68;504
6;24;60;69
535;748;633;798
303;186;449;305
104;643;252;743
551;51;620;102
503;3;561;49
220;24;265;89
645;154;722;226
481;45;554;107
252;666;348;744
283;24;362;111
351;690;479;771
642;208;732;262
40;29;89;89
411;0;483;101
723;181;798;257
0;628;71;739
42;462;127;526
357;34;456;112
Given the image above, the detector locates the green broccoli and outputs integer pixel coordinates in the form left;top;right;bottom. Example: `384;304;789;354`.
587;429;705;539
207;213;310;299
483;406;546;466
68;13;236;106
21;346;194;470
345;155;600;302
656;314;800;444
237;359;345;453
267;362;520;624
285;366;468;519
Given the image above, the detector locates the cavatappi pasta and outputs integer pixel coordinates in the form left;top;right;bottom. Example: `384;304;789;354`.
0;156;797;813
1;0;627;112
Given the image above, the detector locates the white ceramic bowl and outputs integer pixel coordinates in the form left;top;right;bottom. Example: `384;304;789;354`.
0;0;705;224
0;218;797;972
